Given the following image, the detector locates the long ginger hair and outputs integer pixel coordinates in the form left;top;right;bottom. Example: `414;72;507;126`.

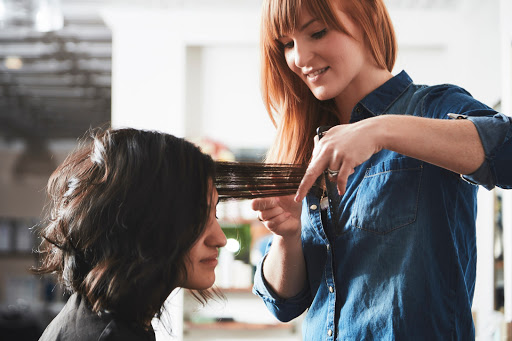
260;0;397;164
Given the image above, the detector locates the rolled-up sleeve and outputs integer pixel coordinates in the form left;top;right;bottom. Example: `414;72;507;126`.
425;86;512;190
461;113;512;190
252;253;311;323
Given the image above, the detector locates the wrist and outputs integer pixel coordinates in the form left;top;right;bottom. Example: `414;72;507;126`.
367;115;392;152
273;229;301;245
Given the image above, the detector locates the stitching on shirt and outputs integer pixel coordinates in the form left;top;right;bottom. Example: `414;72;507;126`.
364;165;423;178
352;163;423;235
383;81;414;113
305;200;329;242
360;78;413;116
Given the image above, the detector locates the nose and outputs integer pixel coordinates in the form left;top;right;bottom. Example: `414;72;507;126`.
208;220;227;248
293;41;313;69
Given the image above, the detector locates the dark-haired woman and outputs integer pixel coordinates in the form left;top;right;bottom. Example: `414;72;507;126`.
35;128;226;341
251;0;512;340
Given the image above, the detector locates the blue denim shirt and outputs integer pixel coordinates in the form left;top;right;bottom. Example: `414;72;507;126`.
253;71;512;340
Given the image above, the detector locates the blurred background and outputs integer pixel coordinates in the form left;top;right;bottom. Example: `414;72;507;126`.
0;0;511;340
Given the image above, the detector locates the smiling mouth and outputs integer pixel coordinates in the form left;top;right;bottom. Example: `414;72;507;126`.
306;67;329;79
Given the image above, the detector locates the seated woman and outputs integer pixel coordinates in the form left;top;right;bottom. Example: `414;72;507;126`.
34;127;227;341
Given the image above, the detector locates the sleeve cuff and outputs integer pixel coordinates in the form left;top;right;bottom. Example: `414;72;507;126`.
252;254;311;322
461;161;494;190
252;254;310;305
466;113;510;158
454;113;511;190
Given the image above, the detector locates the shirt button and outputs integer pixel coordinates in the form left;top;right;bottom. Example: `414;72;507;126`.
309;204;318;210
329;286;334;293
328;329;333;337
326;244;330;251
355;106;361;113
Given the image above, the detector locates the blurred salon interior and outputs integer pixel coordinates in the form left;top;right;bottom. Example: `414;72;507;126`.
0;0;511;340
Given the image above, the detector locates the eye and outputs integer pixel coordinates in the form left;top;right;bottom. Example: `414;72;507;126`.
281;40;294;49
312;28;327;40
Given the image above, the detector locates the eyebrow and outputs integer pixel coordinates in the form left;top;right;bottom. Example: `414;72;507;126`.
299;19;318;32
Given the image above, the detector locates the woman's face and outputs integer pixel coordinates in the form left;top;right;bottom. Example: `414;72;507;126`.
182;187;226;290
278;9;374;103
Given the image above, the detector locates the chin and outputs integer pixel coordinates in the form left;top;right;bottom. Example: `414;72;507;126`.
311;88;335;101
186;277;215;291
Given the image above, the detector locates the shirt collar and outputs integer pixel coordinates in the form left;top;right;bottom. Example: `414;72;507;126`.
355;70;413;118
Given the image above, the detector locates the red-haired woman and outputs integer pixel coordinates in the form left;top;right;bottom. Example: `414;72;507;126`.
252;0;512;340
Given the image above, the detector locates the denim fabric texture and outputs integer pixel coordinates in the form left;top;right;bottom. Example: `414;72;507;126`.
253;70;512;340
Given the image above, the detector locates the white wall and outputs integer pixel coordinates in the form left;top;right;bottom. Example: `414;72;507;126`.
392;0;501;107
186;44;275;149
102;8;276;150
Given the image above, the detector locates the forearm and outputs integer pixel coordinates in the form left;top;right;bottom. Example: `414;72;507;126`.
262;233;307;299
374;115;485;174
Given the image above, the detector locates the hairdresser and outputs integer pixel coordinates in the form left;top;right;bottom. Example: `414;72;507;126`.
251;0;512;340
35;128;226;341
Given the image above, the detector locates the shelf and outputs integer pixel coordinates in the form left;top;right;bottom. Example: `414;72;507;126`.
216;287;253;294
185;321;293;331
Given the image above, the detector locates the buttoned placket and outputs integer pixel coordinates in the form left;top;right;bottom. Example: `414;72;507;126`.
307;194;337;340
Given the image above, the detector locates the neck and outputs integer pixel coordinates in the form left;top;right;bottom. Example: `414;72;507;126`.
334;67;393;124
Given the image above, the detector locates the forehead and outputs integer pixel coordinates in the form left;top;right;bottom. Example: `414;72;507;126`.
278;12;323;39
209;182;218;205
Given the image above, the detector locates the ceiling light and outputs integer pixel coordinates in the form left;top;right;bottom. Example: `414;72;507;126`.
4;56;23;70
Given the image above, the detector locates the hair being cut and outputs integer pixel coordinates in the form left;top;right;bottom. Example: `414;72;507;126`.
215;161;307;201
260;0;397;164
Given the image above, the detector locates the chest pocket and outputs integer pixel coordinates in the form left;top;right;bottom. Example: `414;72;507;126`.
350;157;423;234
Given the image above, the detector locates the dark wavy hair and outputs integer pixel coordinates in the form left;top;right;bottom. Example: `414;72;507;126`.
33;127;216;328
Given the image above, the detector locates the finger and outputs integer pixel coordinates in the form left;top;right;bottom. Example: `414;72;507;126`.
265;212;292;231
295;158;328;202
251;197;277;211
259;206;286;221
336;162;353;196
311;135;321;158
326;167;340;180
